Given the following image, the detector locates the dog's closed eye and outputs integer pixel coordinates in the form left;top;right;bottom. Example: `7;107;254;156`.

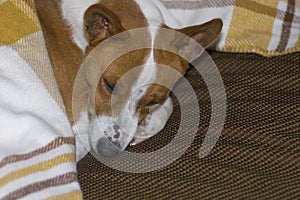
103;78;115;94
146;101;159;107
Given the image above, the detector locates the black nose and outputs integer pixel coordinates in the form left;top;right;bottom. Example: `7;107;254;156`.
96;138;121;158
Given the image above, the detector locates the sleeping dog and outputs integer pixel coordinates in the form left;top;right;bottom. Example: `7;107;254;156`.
34;0;222;157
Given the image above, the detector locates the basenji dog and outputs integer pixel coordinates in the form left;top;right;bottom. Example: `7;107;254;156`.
34;0;222;158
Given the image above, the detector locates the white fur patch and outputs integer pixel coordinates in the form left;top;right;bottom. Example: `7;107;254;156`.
131;97;173;145
130;0;162;110
89;113;138;152
72;112;90;160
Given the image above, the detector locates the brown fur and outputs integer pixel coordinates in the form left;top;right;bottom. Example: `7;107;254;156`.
34;0;83;123
34;0;222;126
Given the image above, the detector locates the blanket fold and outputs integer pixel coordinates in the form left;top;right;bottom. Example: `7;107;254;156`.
160;0;300;56
0;0;83;199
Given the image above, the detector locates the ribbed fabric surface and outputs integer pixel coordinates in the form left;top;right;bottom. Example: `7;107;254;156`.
77;51;300;200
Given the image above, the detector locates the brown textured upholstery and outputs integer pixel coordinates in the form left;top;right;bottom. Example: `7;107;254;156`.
77;51;300;200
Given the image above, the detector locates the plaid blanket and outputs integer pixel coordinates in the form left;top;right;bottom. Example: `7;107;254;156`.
160;0;300;56
0;0;82;199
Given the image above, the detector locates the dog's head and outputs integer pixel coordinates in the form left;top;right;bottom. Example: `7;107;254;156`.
80;2;222;157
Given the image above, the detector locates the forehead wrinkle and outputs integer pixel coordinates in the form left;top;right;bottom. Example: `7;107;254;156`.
129;27;161;103
132;0;163;90
117;0;163;117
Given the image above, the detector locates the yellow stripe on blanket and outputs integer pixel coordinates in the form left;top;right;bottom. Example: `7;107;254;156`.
0;153;76;187
226;0;277;54
45;191;83;200
0;1;40;45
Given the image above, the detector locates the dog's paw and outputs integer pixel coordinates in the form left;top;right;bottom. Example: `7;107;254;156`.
130;97;173;145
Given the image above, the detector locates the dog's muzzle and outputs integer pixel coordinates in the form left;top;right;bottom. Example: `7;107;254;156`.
91;122;134;158
96;137;122;158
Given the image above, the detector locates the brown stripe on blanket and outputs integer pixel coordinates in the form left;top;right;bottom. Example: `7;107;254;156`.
276;9;300;25
276;0;296;51
2;172;79;200
160;0;235;9
0;137;75;168
161;0;300;25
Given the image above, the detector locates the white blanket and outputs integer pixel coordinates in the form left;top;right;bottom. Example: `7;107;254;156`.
0;33;83;199
0;0;83;196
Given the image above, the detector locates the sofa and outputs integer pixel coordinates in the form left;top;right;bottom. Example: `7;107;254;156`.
77;51;300;199
0;0;299;199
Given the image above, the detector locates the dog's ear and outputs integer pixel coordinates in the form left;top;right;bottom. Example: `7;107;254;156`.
84;4;125;45
174;19;223;61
